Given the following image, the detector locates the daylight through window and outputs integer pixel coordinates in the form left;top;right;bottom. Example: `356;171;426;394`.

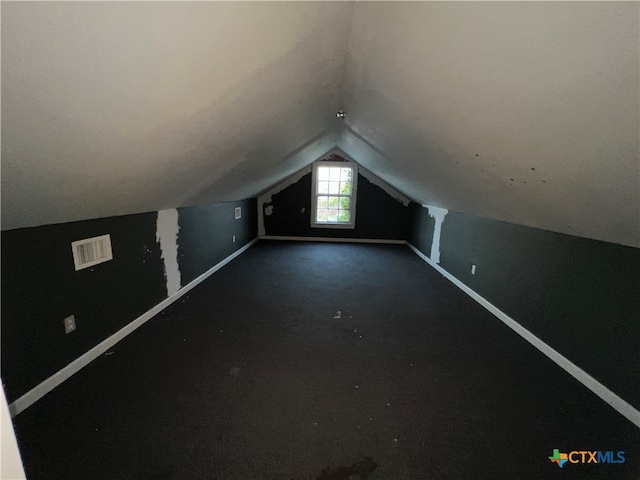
311;161;357;228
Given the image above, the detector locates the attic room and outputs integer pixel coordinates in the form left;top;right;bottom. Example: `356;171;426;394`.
1;2;638;479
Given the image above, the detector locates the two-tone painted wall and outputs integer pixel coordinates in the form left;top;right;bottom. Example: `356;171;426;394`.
260;165;410;241
1;199;257;404
4;191;638;419
409;203;640;412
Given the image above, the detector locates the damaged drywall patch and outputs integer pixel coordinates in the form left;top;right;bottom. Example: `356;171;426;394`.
425;205;448;264
156;209;182;296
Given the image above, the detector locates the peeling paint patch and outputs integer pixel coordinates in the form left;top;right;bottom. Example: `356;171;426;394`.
260;165;313;207
156;209;181;296
424;205;448;264
358;166;410;206
258;165;313;235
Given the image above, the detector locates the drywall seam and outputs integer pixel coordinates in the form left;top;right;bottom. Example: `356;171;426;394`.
156;209;182;296
258;165;313;236
406;242;640;430
260;235;405;245
8;238;259;417
424;205;448;264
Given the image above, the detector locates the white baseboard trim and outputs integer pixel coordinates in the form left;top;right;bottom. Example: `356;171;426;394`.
259;235;406;245
8;238;259;417
407;242;640;429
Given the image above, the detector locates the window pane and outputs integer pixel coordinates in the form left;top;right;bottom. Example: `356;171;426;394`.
314;164;356;225
318;167;330;181
340;168;352;182
340;181;352;195
317;209;328;222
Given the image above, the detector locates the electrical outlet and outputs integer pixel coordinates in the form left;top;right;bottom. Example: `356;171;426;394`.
64;315;76;334
471;265;477;275
232;235;236;243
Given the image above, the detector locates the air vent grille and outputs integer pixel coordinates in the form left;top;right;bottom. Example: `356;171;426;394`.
71;234;113;271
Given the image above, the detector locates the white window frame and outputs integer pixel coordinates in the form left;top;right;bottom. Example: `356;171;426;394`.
311;161;358;229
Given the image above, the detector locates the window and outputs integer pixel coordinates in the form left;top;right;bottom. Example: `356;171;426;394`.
311;161;358;228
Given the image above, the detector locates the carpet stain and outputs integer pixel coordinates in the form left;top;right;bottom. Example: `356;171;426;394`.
315;457;377;480
135;464;175;479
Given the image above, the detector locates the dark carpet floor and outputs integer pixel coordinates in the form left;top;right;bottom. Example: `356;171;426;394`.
11;241;640;480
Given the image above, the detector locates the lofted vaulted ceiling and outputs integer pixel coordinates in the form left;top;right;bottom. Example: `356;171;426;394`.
2;2;639;247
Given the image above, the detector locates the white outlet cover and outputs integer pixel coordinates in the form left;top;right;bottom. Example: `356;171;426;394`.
471;265;477;275
64;315;76;334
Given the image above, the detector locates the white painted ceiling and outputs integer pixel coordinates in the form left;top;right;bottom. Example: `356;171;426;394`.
2;2;639;247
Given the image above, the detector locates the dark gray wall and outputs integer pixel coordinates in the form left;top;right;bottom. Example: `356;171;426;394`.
409;204;640;410
1;200;257;403
263;173;409;240
177;199;257;285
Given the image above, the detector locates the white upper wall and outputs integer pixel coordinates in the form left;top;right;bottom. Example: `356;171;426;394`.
343;2;639;246
2;2;638;247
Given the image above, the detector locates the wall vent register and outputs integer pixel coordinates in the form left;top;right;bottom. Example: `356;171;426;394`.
71;234;113;271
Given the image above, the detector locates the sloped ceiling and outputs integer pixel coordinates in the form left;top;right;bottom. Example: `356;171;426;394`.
340;2;639;247
2;2;639;247
1;2;352;228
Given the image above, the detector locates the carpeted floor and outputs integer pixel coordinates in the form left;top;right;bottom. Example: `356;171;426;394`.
11;241;640;479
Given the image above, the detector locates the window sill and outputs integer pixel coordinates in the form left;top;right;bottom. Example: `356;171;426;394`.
311;222;356;230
